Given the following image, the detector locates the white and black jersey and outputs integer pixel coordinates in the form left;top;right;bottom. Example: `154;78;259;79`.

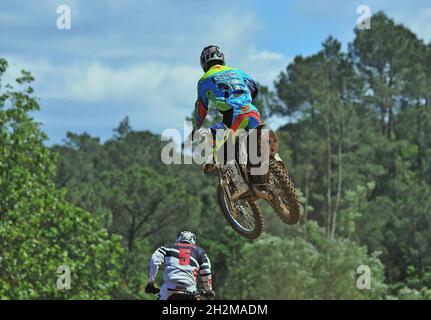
148;242;212;289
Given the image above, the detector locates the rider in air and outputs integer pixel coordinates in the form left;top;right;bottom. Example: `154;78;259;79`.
192;45;263;174
144;231;214;300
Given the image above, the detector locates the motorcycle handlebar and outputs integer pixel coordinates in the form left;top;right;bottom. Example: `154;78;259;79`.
166;288;215;298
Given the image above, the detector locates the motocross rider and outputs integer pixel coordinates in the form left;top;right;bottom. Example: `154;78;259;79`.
144;231;214;300
192;45;263;175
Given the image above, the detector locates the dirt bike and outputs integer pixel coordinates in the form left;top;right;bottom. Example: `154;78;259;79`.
150;287;215;300
192;125;301;240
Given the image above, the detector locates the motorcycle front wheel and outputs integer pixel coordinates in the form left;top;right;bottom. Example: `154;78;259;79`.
216;184;263;239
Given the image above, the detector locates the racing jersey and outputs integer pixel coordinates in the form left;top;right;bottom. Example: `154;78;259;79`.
148;242;212;289
193;65;259;130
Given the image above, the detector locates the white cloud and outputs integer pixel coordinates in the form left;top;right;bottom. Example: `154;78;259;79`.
245;50;292;85
4;9;287;105
4;55;201;130
4;47;289;135
250;50;284;62
2;7;291;140
198;14;289;87
204;14;258;49
227;49;290;87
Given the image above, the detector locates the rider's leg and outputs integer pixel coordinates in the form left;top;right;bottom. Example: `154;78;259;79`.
229;109;270;185
203;122;228;174
213;109;264;198
203;107;263;174
230;106;262;133
230;108;263;164
158;282;171;300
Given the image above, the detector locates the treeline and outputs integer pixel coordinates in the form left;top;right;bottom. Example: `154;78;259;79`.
0;12;430;299
271;12;431;289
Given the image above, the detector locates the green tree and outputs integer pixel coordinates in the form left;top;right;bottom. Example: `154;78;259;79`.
0;59;123;299
223;223;386;300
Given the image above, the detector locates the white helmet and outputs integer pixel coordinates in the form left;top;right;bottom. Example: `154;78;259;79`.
176;231;197;245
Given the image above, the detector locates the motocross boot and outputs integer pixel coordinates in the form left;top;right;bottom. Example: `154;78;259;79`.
202;153;216;174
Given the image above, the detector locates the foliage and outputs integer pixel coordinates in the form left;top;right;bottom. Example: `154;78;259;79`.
224;222;386;300
0;59;123;299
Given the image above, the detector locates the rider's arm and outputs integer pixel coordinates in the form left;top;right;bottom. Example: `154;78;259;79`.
148;246;166;283
241;71;259;99
198;249;213;291
193;80;209;130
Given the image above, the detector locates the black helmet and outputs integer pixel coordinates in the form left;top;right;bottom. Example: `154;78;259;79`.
200;45;225;72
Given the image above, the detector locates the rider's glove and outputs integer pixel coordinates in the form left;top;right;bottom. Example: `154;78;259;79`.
145;283;160;294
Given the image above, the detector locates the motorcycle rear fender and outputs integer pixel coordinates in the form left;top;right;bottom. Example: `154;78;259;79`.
268;129;280;158
237;125;279;156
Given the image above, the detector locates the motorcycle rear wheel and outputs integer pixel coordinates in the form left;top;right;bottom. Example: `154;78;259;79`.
269;161;301;225
217;184;263;239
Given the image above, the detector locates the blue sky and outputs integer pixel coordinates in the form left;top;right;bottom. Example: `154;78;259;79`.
1;0;430;144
